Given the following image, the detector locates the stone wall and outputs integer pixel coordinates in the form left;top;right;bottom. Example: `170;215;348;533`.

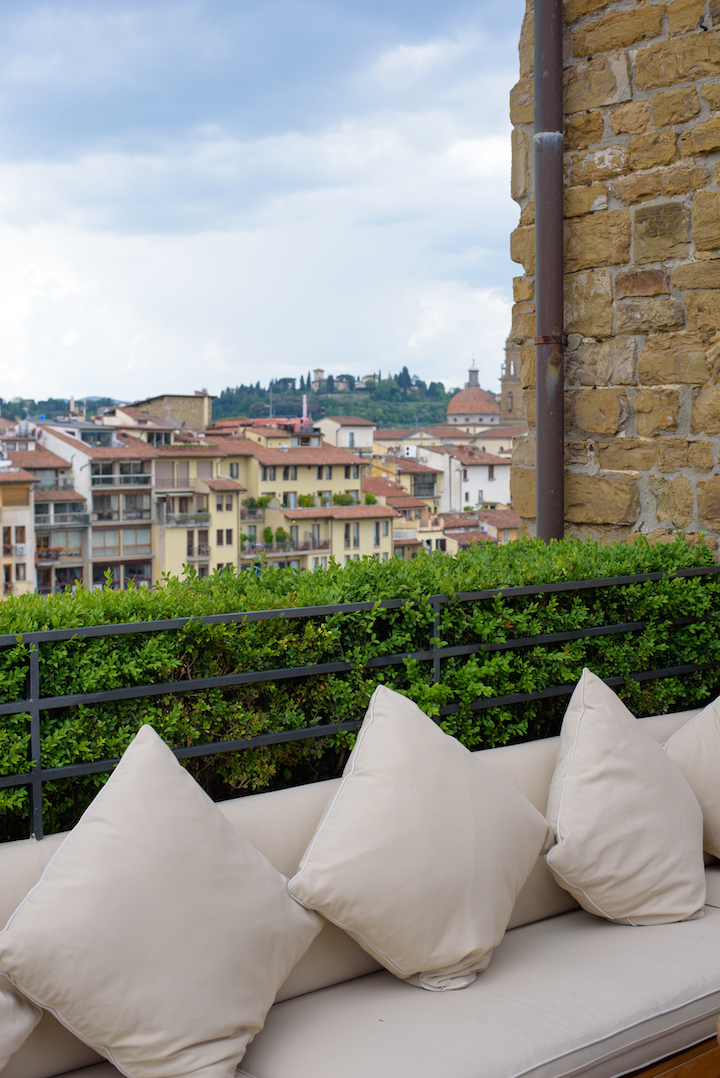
509;0;720;546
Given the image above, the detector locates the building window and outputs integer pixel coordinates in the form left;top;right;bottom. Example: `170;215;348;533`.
507;392;514;412
382;520;389;537
122;528;151;555
344;555;350;566
187;531;194;557
488;465;495;481
229;463;239;479
462;469;468;482
52;530;83;557
217;530;224;546
348;432;355;447
91;463;114;485
282;465;297;481
344;524;351;549
261;466;276;482
246;525;256;543
15;526;25;544
316;465;323;480
119;462;147;484
311;523;320;545
225;529;233;545
325;465;332;480
373;522;380;546
290;525;298;543
352;523;360;548
383;552;389;561
198;565;209;578
198;529;209;554
124;493;150;519
15;564;26;581
465;491;470;502
283;491;297;508
225;496;232;511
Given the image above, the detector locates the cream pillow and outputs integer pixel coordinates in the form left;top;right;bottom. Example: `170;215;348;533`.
546;669;706;925
0;725;322;1078
665;695;720;858
0;977;41;1070
288;685;550;990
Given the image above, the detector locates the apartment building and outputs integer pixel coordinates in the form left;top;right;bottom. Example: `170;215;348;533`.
0;463;36;596
316;416;376;454
370;456;442;515
280;505;395;568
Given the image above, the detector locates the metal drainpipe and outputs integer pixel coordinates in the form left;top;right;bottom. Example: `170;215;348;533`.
534;0;565;541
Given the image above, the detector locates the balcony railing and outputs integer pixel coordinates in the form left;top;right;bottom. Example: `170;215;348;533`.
35;513;89;527
36;549;62;562
240;508;266;520
186;545;211;558
239;539;330;557
166;512;211;526
91;475;152;487
394;528;417;541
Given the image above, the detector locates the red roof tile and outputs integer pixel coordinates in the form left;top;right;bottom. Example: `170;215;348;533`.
32;489;86;502
40;427;159;460
283;505;397;521
0;466;38;484
205;478;247;492
8;449;72;469
447;387;500;415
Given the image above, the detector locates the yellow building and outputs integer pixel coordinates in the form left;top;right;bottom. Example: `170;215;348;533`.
279;505;396;569
0;465;37;597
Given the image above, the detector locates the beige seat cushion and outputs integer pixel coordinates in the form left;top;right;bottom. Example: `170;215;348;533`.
240;878;720;1078
546;670;706;925
0;725;321;1078
289;686;550;990
664;695;720;858
0;977;41;1069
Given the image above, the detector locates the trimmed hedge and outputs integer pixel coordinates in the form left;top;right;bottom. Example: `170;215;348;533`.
1;535;719;841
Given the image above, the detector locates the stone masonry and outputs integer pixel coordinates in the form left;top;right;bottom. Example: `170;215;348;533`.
509;0;720;547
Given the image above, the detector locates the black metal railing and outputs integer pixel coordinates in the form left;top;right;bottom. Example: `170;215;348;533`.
2;563;720;841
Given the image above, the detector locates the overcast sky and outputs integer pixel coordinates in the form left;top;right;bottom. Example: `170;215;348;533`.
0;0;524;403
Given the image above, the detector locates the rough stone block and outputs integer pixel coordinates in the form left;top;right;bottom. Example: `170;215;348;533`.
610;164;708;204
564;473;640;524
698;475;720;527
629;131;680;169
565;55;632;113
657;439;691;472
635;33;720;91
510;466;536;517
564;184;607;217
652;87;701;127
565;211;631;272
572;6;666;57
520;202;535;225
706;337;720;382
511;301;536;342
610;101;653;134
565;336;637;385
566;112;605;149
638;333;709;384
693;191;720;250
564;0;610;23
511;129;530;201
521;341;535;389
510;225;535;274
700;82;720;111
679;117;720;155
597;439;658;470
525;389;536;427
686;289;720;333
672;261;720;290
568;388;629;433
615;298;685;333
513;276;535;302
564;269;613;336
565;440;590;465
634;388;680;434
615;268;670;298
519;10;534;77
689;440;715;470
568;145;629;184
650;476;694;528
510;78;534;125
669;0;706;34
634;202;691;263
512;436;536;467
691;384;720;434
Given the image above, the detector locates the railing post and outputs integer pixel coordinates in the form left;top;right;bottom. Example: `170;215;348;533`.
27;644;44;840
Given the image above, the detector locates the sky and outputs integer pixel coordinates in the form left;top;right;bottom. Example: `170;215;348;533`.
0;0;525;403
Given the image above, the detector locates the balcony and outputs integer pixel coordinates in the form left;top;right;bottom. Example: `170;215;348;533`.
186;545;211;558
123;510;151;521
167;512;211;527
91;475;152;487
37;549;62;563
53;513;90;526
394;528;418;541
238;539;329;558
240;508;266;521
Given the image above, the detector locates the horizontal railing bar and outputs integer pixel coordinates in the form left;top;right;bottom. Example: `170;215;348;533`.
0;616;708;716
437;660;720;714
0;722;362;788
0;565;717;649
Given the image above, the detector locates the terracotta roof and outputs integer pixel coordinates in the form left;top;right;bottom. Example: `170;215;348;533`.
362;476;406;497
322;416;375;426
388;495;426;508
478;508;521;528
40;427;159;460
282;505;398;521
475;425;528;438
453;530;499;547
33;489;86;502
0;467;37;484
245;426;292;438
389;457;442;474
373;429;413;440
8;449;72;470
447;387;500;415
205;478;247;492
441;513;480;530
241;443;365;466
113;406;176;429
440;446;508;466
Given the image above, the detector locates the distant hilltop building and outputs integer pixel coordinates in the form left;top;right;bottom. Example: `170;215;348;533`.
500;338;525;424
446;360;501;431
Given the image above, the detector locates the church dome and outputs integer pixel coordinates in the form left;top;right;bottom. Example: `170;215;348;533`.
447;387;500;416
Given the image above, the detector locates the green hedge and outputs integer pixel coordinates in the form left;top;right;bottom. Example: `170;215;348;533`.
1;535;719;841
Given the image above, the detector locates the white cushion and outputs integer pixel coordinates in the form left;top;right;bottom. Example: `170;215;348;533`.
664;695;720;858
546;669;706;925
0;725;321;1078
240;885;720;1078
0;977;40;1070
289;685;550;990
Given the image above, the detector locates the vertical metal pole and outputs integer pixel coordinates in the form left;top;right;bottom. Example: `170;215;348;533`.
432;598;441;686
534;0;565;541
28;645;44;840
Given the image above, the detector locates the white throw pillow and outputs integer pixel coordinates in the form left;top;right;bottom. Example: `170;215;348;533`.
0;725;322;1078
546;669;706;925
289;685;550;990
665;694;720;858
0;976;41;1070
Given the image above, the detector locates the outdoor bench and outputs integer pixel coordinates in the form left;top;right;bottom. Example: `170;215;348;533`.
3;698;720;1078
